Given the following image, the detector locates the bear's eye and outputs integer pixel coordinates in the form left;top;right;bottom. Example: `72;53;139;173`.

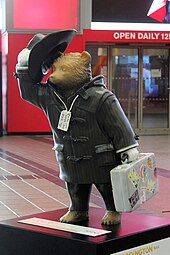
60;65;69;72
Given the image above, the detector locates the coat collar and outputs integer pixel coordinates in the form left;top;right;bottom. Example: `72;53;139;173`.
78;75;106;100
47;75;106;101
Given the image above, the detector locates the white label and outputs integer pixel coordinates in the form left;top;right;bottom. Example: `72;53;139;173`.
18;217;111;237
57;110;71;132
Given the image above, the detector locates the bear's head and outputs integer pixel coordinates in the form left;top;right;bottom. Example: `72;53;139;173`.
49;51;92;91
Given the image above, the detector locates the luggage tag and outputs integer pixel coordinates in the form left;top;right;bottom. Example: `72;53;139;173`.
58;110;71;132
53;90;79;132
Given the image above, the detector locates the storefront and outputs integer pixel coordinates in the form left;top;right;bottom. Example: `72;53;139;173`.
86;33;170;135
89;0;170;135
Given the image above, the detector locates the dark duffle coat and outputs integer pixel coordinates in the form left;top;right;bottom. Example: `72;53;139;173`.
16;71;138;184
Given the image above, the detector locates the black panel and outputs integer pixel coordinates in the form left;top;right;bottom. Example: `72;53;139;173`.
92;0;159;23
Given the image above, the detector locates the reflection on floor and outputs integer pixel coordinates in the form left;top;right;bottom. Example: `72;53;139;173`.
0;135;170;221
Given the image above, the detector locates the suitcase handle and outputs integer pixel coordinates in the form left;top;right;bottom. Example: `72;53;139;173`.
121;153;128;163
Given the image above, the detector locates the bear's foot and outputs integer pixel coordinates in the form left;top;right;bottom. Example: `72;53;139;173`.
102;211;121;225
59;210;89;223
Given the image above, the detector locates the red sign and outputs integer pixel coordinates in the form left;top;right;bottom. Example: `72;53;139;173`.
13;0;80;31
112;31;170;43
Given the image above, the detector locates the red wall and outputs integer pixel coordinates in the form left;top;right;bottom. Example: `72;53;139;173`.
7;33;85;133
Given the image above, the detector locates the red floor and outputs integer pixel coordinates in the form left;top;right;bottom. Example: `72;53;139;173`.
0;135;170;221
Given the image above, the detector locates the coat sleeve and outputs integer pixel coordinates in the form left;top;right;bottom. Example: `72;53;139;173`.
15;69;48;110
97;94;138;153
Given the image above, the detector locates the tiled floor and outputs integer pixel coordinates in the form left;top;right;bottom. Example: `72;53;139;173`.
0;134;170;222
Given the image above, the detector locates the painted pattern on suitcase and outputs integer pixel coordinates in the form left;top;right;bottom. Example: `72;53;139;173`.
110;153;159;212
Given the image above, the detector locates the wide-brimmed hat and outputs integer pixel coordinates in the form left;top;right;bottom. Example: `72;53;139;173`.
27;29;77;82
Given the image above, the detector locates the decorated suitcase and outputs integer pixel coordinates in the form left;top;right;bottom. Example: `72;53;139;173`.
110;153;159;212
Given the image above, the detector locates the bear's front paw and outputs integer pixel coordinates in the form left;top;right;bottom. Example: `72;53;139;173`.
59;210;88;223
102;211;121;225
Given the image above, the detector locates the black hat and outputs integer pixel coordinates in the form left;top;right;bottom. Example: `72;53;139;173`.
27;29;77;83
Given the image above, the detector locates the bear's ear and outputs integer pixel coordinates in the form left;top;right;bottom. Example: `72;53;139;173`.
80;51;91;63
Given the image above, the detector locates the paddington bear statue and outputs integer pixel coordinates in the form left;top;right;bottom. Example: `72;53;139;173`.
15;30;139;225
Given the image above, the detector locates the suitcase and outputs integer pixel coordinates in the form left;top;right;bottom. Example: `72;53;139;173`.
110;153;159;212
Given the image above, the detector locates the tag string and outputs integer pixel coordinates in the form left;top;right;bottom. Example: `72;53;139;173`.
53;91;79;112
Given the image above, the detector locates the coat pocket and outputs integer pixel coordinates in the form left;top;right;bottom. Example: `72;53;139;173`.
95;143;115;167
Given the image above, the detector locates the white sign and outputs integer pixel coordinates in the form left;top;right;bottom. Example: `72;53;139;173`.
112;31;170;42
112;237;170;255
18;217;111;237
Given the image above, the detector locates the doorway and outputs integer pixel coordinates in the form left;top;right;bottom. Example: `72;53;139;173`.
86;45;170;135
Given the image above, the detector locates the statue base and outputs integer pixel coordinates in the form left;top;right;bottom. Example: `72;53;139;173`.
0;207;170;255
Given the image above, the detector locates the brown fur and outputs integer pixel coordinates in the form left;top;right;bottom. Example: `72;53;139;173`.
49;51;92;89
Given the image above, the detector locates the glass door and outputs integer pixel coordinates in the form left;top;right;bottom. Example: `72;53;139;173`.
142;48;169;130
111;47;170;134
111;48;139;129
86;46;108;86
